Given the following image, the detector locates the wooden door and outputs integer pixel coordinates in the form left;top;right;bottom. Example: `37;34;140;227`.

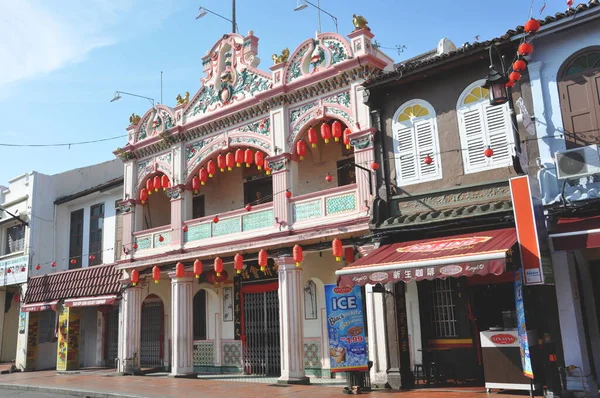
559;50;600;149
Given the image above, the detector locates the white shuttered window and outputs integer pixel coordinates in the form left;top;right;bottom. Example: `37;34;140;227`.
392;100;442;185
457;80;514;173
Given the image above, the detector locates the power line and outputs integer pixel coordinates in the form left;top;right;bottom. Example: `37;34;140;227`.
0;134;127;148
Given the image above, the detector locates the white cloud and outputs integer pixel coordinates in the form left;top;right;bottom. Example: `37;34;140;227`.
0;0;178;89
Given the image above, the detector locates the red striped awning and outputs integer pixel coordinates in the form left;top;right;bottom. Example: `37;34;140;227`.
336;228;518;286
64;295;118;308
550;216;600;251
21;300;59;312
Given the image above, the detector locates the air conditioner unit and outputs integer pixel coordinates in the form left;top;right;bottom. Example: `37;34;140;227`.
555;144;600;180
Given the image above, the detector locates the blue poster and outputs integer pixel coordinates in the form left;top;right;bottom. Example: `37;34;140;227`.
325;284;368;372
514;269;534;378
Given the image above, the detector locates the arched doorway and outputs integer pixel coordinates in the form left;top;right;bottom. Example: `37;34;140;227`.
140;294;164;369
558;47;600;149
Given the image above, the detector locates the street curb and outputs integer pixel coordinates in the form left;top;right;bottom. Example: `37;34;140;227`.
0;383;143;398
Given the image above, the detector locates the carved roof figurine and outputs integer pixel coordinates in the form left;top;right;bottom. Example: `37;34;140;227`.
271;48;290;65
129;113;141;125
176;91;190;106
352;14;370;31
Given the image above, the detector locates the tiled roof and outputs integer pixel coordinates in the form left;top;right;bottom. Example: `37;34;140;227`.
24;264;122;303
365;1;600;87
375;200;513;230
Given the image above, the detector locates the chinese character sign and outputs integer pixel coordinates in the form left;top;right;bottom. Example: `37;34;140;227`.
514;269;534;378
325;284;368;373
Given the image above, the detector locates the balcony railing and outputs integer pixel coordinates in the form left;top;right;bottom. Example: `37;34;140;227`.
184;203;275;244
133;225;172;250
291;184;358;223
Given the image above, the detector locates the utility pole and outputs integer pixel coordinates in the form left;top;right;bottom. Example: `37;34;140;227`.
232;0;237;33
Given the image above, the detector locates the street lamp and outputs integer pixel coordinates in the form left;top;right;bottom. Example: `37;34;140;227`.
482;45;509;106
196;2;238;34
110;91;155;107
294;0;338;33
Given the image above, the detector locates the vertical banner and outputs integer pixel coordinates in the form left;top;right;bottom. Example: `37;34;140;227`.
514;269;534;378
56;306;69;371
26;312;39;370
325;284;368;373
509;175;554;285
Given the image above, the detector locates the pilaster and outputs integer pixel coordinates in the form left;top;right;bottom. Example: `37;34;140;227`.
169;271;194;376
349;128;376;210
117;199;136;256
268;154;292;229
168;186;185;248
118;280;142;374
383;282;402;389
365;284;389;387
276;256;309;384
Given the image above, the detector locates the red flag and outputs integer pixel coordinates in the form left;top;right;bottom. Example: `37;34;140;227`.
567;0;574;8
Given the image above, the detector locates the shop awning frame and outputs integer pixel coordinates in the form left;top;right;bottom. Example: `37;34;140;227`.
64;295;118;308
21;300;59;312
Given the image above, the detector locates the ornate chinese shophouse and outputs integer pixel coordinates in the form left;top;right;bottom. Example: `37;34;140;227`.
113;24;392;382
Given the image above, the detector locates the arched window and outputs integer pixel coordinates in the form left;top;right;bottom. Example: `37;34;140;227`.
193;290;207;340
457;80;514;173
392;100;442;185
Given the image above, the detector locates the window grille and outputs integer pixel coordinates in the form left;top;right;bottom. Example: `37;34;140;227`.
5;224;25;254
38;310;57;344
429;278;458;338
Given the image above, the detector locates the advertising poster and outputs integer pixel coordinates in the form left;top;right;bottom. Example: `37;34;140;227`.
325;284;368;373
56;307;69;371
514;269;533;378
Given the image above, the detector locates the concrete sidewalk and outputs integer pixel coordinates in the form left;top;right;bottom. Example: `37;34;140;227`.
0;370;533;397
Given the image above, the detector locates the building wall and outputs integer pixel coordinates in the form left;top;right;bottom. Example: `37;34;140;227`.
0;293;18;362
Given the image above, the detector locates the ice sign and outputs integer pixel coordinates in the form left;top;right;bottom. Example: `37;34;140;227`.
331;296;357;310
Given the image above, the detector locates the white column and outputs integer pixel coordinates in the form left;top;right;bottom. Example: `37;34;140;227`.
365;284;389;387
0;291;6;360
169;271;194;376
118;282;142;374
552;250;598;393
276;256;309;384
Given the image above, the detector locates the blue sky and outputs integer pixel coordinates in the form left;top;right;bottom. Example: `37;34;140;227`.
0;0;570;185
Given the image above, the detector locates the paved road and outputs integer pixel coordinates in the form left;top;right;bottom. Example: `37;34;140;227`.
0;389;63;398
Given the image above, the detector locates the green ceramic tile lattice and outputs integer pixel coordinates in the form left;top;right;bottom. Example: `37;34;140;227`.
193;342;215;366
242;209;273;231
185;223;212;242
136;236;152;250
326;193;356;214
212;217;242;237
293;200;322;222
153;232;171;247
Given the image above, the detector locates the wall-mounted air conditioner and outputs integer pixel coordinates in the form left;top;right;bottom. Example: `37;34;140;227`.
555;144;600;180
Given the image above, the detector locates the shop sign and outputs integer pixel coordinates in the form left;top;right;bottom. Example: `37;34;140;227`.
514;269;534;378
0;255;28;286
325;284;368;373
491;334;517;344
396;236;491;253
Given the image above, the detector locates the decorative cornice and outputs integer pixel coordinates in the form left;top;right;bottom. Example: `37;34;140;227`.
166;184;185;200
267;153;291;173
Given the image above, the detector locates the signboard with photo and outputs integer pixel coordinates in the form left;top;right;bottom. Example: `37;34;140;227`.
325;284;368;373
514;269;533;378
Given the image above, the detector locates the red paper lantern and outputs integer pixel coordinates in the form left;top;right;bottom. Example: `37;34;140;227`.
244;149;254;168
158;235;164;242
192;176;200;193
193;259;203;279
332;121;343;142
132;243;138;250
7;268;11;274
264;159;272;175
20;267;25;272
308;127;318;148
321;123;332;144
235;149;244;167
332;238;343;261
484;146;494;158
343;128;352;150
518;42;533;56
234;254;244;274
70;259;76;265
153;175;161;192
140;188;149;204
325;173;333;182
509;71;522;82
182;225;188;233
152;266;161;284
213;215;220;223
258;249;268;271
285;190;292;199
424;155;433;165
146;178;154;195
293;245;303;267
226;152;235;171
199;168;208;185
371;162;380;170
207;160;217;177
89;255;95;261
513;59;527;72
255;152;264;170
245;204;252;212
506;80;516;88
524;18;540;33
214;257;223;277
344;247;355;264
176;262;185;278
35;264;41;270
161;175;170;191
217;154;226;172
296;140;307;161
131;269;139;286
51;261;57;267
